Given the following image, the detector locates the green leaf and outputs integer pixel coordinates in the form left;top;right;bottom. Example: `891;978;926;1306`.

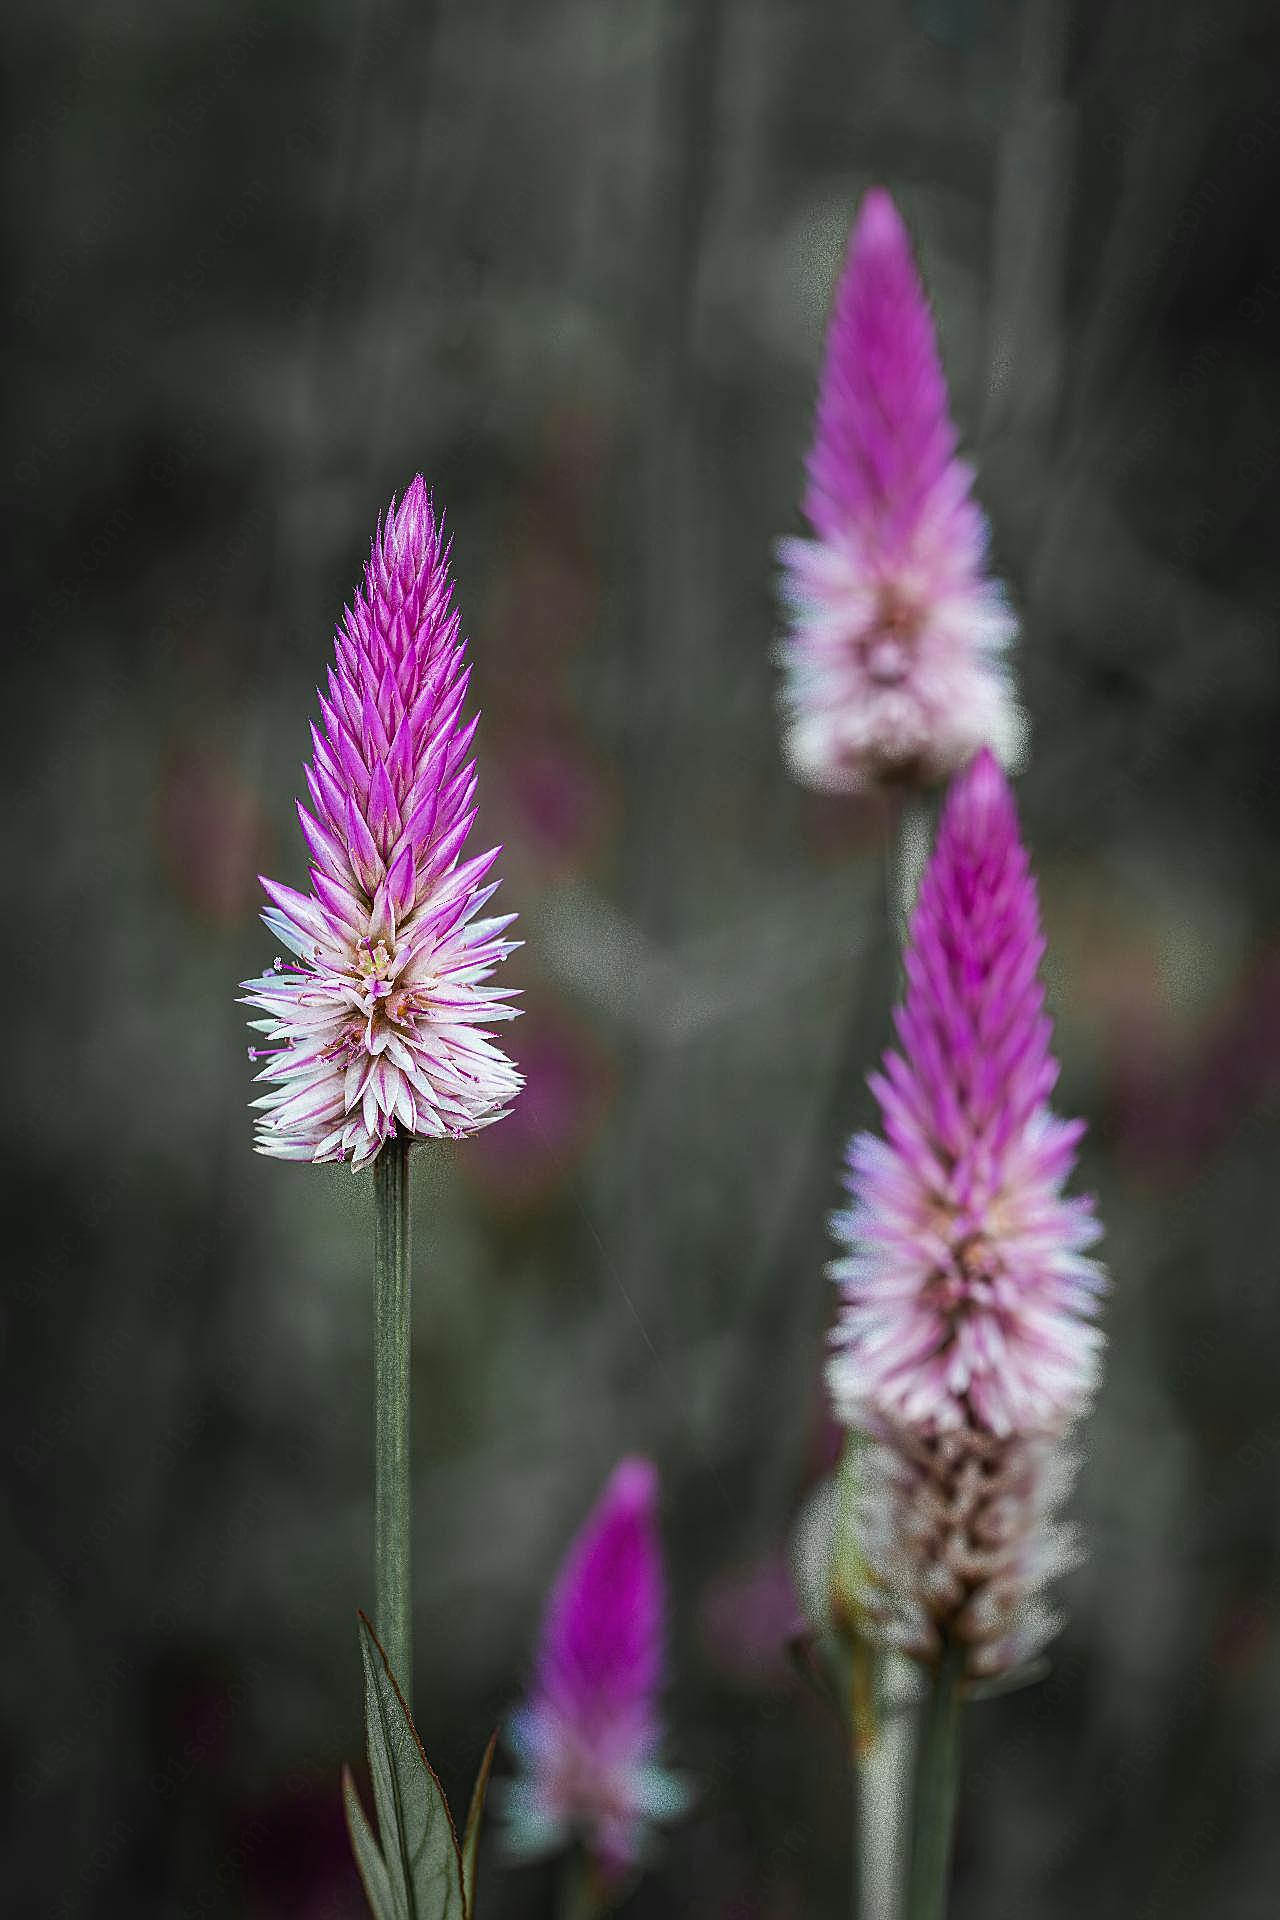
461;1731;496;1917
343;1763;397;1920
788;1622;854;1714
357;1611;467;1920
967;1655;1051;1704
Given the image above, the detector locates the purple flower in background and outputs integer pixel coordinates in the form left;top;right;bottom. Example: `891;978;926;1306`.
827;751;1105;1438
464;998;613;1209
778;188;1022;793
503;1459;689;1879
698;1552;800;1687
241;479;521;1168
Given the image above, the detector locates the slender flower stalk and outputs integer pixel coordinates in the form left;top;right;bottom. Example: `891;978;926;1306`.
840;801;927;1920
905;1644;963;1920
502;1459;690;1892
558;1852;608;1920
373;1137;412;1698
777;189;1022;794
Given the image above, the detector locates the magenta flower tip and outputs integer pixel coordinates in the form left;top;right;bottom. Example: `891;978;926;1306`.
854;184;903;247
777;189;1023;793
540;1457;663;1723
604;1453;659;1513
240;476;521;1168
828;752;1105;1440
502;1458;689;1878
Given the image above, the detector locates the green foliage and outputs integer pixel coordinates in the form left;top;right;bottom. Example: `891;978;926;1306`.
460;1732;496;1916
344;1614;495;1920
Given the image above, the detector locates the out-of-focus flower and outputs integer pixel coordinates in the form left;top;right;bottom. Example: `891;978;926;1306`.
462;997;614;1209
699;1552;800;1687
828;751;1105;1439
498;738;616;879
849;1420;1078;1679
1113;941;1280;1181
502;1458;689;1880
157;740;270;926
240;478;521;1168
777;188;1022;794
239;1773;369;1920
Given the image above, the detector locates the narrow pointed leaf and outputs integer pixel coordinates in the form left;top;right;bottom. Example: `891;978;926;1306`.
967;1655;1051;1703
358;1613;466;1920
343;1763;398;1920
461;1732;497;1917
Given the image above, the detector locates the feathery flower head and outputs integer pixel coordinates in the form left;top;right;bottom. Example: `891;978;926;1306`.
503;1458;689;1879
241;478;521;1167
827;750;1105;1437
849;1420;1078;1679
778;188;1022;793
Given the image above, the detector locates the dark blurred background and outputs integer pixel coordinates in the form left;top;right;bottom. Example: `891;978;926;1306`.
4;0;1279;1914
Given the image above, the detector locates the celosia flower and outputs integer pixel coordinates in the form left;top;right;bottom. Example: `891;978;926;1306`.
777;188;1022;793
849;1420;1078;1678
827;750;1105;1438
241;478;520;1167
502;1458;689;1879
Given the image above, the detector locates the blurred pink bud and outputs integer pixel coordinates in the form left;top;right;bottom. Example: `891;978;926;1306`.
502;1459;690;1879
778;190;1023;793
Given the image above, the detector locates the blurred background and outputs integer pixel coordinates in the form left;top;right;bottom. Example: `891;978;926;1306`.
4;0;1279;1914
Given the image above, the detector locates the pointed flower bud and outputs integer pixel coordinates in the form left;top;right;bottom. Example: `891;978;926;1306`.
778;189;1023;793
827;751;1105;1439
502;1459;690;1880
240;478;521;1167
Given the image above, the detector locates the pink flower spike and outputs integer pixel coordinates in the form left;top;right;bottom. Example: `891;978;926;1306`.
240;478;521;1167
777;188;1023;793
502;1459;690;1881
827;751;1106;1439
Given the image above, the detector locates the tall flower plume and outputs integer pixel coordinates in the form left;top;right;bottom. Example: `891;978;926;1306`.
777;188;1022;793
502;1458;689;1880
241;478;521;1168
827;750;1105;1440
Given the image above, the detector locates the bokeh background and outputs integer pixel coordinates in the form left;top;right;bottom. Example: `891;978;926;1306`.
4;0;1279;1914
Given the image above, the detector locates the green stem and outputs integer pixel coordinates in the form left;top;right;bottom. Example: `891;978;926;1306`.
845;800;933;1920
852;1651;917;1920
557;1850;604;1920
905;1645;963;1920
887;797;931;948
373;1137;412;1705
